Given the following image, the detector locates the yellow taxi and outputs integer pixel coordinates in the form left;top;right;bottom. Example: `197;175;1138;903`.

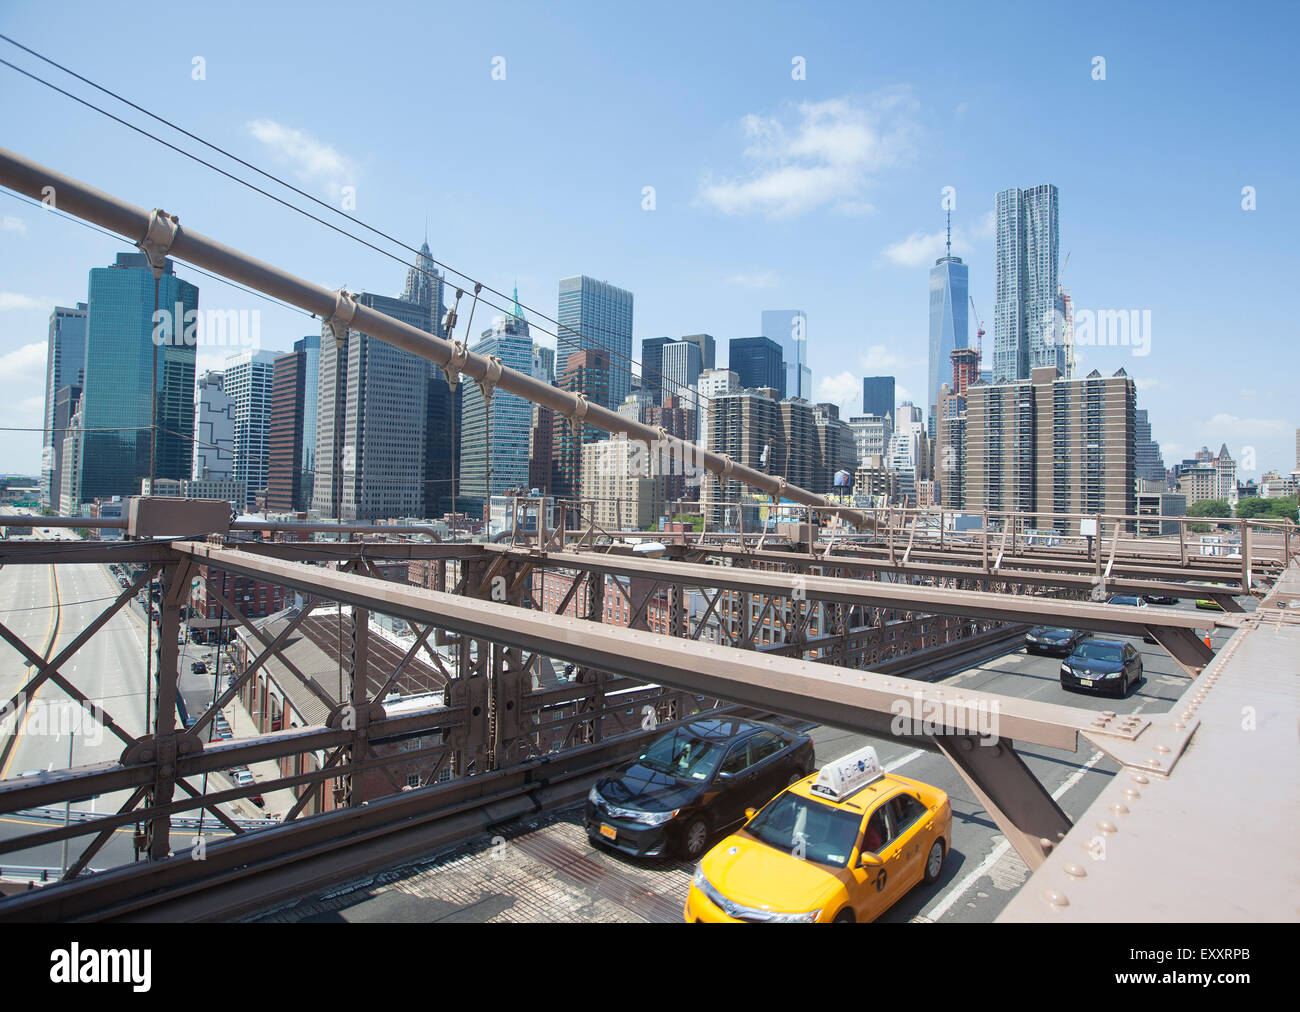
683;746;951;923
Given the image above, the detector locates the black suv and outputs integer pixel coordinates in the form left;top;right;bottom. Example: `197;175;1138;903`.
586;718;814;860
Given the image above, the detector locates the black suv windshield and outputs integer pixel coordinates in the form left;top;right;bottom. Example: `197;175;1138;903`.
744;794;863;868
1074;642;1123;662
637;729;727;781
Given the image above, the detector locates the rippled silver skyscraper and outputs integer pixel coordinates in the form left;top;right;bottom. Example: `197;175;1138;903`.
993;184;1060;382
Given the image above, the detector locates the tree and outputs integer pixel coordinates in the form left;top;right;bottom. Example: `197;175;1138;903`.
1187;498;1233;518
1186;497;1233;533
1235;496;1298;520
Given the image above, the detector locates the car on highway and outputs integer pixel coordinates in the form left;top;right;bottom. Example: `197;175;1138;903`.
190;660;208;674
1060;638;1143;697
1141;592;1178;605
1195;584;1230;610
1024;626;1085;656
1107;594;1158;643
586;718;815;860
684;746;952;923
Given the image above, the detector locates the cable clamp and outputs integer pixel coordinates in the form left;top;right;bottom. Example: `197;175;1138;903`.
477;355;503;402
138;209;181;279
324;289;357;345
443;341;469;390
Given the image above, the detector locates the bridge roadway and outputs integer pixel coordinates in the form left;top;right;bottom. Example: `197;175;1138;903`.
247;599;1236;924
0;518;247;873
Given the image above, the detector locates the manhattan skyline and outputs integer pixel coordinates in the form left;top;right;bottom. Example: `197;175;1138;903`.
0;0;1296;478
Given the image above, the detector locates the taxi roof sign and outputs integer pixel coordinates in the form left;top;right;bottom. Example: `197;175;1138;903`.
809;745;884;801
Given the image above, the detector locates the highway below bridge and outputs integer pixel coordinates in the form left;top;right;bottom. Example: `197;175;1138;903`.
247;606;1236;924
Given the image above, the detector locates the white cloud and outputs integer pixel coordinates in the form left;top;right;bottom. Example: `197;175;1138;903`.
246;119;359;199
860;344;924;373
0;292;46;312
725;270;779;289
0;341;46;378
697;90;920;219
2;215;27;237
1134;377;1162;392
882;208;994;268
816;371;862;413
1198;413;1293;444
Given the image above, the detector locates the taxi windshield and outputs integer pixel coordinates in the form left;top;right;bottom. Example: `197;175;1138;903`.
637;729;725;781
744;793;864;868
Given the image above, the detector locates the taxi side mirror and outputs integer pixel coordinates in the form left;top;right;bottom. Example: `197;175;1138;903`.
858;852;883;869
744;807;756;822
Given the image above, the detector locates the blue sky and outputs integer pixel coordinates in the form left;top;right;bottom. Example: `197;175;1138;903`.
1;0;1296;478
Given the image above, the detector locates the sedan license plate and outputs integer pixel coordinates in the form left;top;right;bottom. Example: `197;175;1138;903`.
1079;678;1093;687
599;823;617;841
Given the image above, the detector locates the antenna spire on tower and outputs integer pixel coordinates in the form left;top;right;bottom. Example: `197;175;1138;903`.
945;208;951;258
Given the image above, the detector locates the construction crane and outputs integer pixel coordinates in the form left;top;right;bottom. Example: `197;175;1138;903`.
969;295;985;364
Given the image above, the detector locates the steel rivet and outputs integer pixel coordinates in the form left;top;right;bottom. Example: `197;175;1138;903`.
1044;890;1070;907
1131;773;1149;784
1110;803;1130;815
1097;820;1118;834
960;738;974;751
1123;788;1140;800
1063;863;1086;878
1143;758;1162;768
1154;744;1170;754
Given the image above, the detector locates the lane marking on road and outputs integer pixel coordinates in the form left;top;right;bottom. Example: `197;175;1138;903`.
884;748;925;773
921;746;1110;923
0;563;62;780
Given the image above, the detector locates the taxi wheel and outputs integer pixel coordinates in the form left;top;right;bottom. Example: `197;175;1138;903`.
679;817;709;860
832;909;855;923
923;839;946;885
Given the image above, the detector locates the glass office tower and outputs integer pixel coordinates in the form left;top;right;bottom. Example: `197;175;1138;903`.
761;309;810;400
928;255;968;431
557;275;633;410
79;253;197;502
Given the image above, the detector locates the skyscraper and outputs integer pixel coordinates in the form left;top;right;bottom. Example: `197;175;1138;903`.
49;384;81;513
640;336;671;403
41;303;87;509
557;276;633;410
761;310;810;400
681;333;716;372
966;366;1135;532
79;252;196;502
1134;408;1166;484
193;370;234;480
402;240;446;337
459;301;535;516
267;336;318;512
928;228;968;432
994;184;1061;382
313;290;432;521
552;349;610;498
862;376;895;420
224;349;278;509
661;340;702;440
728;336;783;394
697;368;737;454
